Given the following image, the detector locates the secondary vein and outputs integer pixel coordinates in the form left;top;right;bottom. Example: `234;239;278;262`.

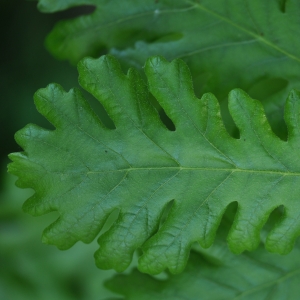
187;0;300;64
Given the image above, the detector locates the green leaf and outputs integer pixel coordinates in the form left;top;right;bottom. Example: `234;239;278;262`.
42;0;300;91
105;241;300;300
8;55;300;275
40;0;300;137
105;209;300;299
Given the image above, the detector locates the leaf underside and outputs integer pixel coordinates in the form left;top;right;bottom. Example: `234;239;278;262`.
8;55;300;275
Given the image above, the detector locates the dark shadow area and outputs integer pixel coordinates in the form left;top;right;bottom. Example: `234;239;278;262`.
81;90;116;129
159;109;176;131
248;77;289;141
277;0;287;13
0;0;79;159
219;98;240;139
52;5;96;20
159;199;174;228
261;204;285;240
149;94;176;131
216;201;238;238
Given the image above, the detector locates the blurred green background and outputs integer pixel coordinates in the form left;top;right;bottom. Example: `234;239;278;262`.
0;1;121;299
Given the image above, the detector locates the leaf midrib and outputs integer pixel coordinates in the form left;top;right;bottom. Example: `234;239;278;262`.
187;0;300;64
87;167;300;176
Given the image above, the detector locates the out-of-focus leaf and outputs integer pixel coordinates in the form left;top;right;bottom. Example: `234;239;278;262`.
39;0;300;137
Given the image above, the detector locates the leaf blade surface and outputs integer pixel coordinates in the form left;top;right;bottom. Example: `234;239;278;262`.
8;55;300;274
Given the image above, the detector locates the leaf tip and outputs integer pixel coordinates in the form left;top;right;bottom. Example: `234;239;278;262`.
228;88;249;104
145;55;169;72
